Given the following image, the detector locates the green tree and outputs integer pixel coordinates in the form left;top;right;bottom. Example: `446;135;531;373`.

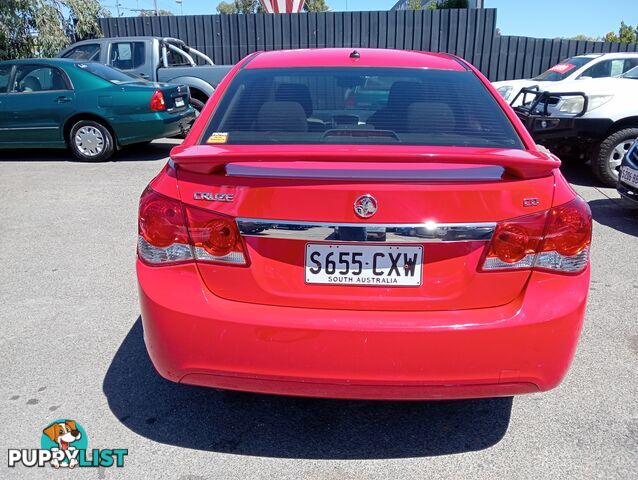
570;34;599;41
427;0;469;9
304;0;330;12
0;0;35;60
604;21;638;43
139;9;174;16
0;0;108;60
216;0;261;14
407;0;423;10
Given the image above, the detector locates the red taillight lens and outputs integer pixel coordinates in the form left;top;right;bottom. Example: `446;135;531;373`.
137;187;247;266
480;197;591;274
184;206;245;263
139;187;188;247
541;197;592;257
150;90;166;111
485;210;546;265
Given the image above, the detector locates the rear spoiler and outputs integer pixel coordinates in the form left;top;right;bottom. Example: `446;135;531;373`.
169;144;560;179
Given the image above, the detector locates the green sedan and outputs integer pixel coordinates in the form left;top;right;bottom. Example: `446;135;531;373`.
0;59;196;161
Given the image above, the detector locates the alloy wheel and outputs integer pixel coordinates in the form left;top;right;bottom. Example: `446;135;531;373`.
608;139;633;175
75;126;105;157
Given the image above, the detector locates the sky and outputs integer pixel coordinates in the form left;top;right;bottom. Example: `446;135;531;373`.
102;0;634;40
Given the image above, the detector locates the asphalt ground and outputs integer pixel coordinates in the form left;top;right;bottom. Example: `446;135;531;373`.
1;139;637;479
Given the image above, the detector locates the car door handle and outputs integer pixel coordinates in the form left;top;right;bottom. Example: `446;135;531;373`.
55;96;72;103
138;73;150;79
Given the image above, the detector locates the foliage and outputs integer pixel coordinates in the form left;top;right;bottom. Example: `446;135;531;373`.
303;0;330;12
216;0;261;14
0;0;35;60
407;0;423;10
426;0;469;9
0;0;108;60
139;9;174;16
569;34;599;42
604;21;638;44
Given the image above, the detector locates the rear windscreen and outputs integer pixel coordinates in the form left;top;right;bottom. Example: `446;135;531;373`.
200;67;523;149
75;62;142;84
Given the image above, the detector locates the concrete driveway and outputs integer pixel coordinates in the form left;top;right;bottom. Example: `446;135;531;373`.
1;140;636;479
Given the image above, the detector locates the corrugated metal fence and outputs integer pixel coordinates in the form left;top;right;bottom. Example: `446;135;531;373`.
98;9;638;81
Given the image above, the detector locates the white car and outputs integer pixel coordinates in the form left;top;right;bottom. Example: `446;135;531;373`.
493;53;638;106
512;65;638;186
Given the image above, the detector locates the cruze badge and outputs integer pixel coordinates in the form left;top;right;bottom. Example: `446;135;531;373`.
193;192;234;202
354;194;378;218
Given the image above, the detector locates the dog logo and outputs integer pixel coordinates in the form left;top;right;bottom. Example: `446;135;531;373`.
41;419;86;469
8;418;127;469
354;194;378;219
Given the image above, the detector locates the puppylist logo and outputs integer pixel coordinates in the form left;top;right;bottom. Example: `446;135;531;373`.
8;419;128;469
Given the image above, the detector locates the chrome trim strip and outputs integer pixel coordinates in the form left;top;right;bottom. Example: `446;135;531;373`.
236;218;496;243
0;126;59;131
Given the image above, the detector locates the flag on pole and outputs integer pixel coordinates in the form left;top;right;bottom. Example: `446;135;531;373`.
259;0;306;13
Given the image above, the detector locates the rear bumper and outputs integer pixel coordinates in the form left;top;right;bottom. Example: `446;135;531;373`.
115;107;196;145
617;181;638;205
137;260;589;400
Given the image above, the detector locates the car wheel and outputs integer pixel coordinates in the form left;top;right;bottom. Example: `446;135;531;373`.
68;120;115;162
190;97;205;114
592;128;638;187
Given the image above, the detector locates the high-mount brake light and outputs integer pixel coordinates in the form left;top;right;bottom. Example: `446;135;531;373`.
137;187;247;266
480;197;591;274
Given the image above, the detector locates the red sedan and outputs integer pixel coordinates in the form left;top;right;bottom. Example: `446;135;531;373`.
137;49;591;400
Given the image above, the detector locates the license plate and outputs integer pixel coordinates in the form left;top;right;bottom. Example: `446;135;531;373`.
175;97;185;108
620;166;638;188
305;243;423;287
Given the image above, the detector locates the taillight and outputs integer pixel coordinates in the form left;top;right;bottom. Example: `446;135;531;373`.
137;187;247;266
183;205;246;264
150;90;166;111
480;196;591;274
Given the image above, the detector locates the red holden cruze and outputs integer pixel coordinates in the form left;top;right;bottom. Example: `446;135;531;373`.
137;49;591;400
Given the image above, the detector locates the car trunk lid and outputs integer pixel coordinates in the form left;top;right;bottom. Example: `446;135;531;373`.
173;146;557;311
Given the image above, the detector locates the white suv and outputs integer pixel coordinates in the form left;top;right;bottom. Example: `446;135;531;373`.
493;53;638;106
512;65;638;186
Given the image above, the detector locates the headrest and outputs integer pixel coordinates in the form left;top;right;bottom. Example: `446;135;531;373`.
275;83;313;117
407;102;456;134
22;76;42;92
257;101;308;132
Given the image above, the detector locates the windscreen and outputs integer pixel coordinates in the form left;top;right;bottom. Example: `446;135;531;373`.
75;62;142;84
532;57;593;81
622;65;638;79
200;67;523;149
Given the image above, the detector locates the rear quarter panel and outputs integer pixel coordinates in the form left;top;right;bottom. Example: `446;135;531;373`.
64;66;172;144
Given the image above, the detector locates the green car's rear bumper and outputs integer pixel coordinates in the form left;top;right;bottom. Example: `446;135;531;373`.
113;106;196;146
